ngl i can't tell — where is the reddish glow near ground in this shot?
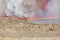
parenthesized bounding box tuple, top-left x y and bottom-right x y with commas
(22, 0, 60, 20)
(2, 16, 59, 20)
(1, 0, 59, 20)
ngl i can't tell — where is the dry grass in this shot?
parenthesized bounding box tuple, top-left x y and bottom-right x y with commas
(0, 16, 60, 40)
(0, 16, 60, 32)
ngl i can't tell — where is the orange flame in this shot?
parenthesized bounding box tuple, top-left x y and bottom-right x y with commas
(23, 16, 60, 20)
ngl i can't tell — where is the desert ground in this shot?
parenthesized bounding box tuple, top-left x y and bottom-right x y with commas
(0, 17, 60, 40)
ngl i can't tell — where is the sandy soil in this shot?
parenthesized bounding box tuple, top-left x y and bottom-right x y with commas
(0, 16, 60, 40)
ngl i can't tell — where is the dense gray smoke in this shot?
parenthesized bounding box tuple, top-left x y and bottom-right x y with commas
(0, 0, 60, 19)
